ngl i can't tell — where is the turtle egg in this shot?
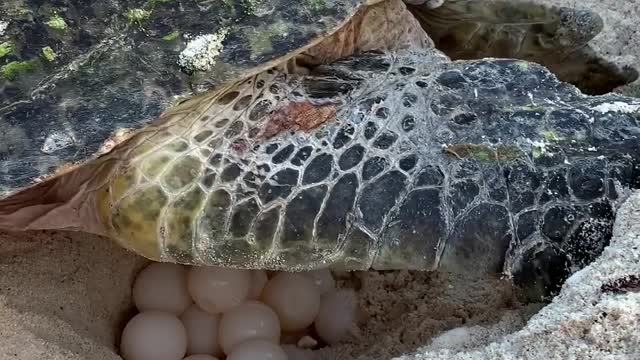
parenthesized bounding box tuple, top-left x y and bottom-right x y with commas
(120, 311, 187, 360)
(226, 339, 287, 360)
(179, 304, 222, 357)
(188, 266, 251, 314)
(248, 270, 268, 300)
(261, 272, 321, 332)
(132, 262, 192, 314)
(219, 300, 281, 354)
(183, 356, 219, 360)
(302, 268, 335, 294)
(314, 289, 359, 345)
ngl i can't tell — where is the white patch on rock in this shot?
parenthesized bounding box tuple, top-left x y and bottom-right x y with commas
(528, 139, 550, 156)
(527, 92, 536, 106)
(592, 101, 640, 114)
(0, 20, 8, 36)
(41, 132, 75, 154)
(177, 29, 229, 73)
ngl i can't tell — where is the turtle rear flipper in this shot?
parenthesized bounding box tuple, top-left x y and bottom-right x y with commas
(408, 0, 638, 94)
(0, 158, 112, 234)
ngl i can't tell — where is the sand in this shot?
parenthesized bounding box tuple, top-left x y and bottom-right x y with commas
(5, 193, 638, 360)
(0, 224, 532, 360)
(1, 1, 640, 359)
(1, 190, 638, 360)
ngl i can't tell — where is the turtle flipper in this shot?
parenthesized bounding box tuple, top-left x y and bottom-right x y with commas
(0, 158, 114, 235)
(508, 235, 571, 302)
(408, 0, 638, 94)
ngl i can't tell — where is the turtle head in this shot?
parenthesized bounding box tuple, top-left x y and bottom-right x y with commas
(406, 0, 637, 94)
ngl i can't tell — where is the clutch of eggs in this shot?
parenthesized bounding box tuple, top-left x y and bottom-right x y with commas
(120, 262, 360, 360)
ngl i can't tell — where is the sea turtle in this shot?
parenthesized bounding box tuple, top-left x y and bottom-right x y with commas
(0, 0, 639, 300)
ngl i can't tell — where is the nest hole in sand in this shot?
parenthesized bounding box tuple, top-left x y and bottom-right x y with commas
(0, 229, 549, 360)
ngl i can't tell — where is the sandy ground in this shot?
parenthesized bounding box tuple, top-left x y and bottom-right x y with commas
(0, 193, 637, 360)
(3, 193, 637, 360)
(1, 1, 639, 360)
(0, 227, 532, 360)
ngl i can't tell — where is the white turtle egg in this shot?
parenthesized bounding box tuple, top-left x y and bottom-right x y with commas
(132, 262, 192, 314)
(187, 266, 251, 314)
(183, 355, 219, 360)
(219, 300, 280, 354)
(120, 311, 187, 360)
(248, 270, 268, 300)
(301, 268, 335, 294)
(261, 272, 321, 332)
(226, 339, 287, 360)
(314, 289, 359, 345)
(179, 304, 222, 357)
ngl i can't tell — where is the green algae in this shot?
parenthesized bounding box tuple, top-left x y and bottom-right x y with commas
(247, 20, 288, 58)
(307, 0, 326, 10)
(241, 0, 263, 15)
(541, 130, 562, 141)
(45, 14, 67, 30)
(470, 146, 494, 161)
(1, 60, 35, 79)
(532, 145, 543, 159)
(125, 8, 152, 24)
(444, 143, 524, 162)
(42, 47, 57, 61)
(496, 145, 525, 161)
(162, 30, 180, 41)
(0, 42, 15, 59)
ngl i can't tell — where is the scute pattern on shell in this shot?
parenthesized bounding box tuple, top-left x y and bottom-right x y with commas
(100, 48, 640, 288)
